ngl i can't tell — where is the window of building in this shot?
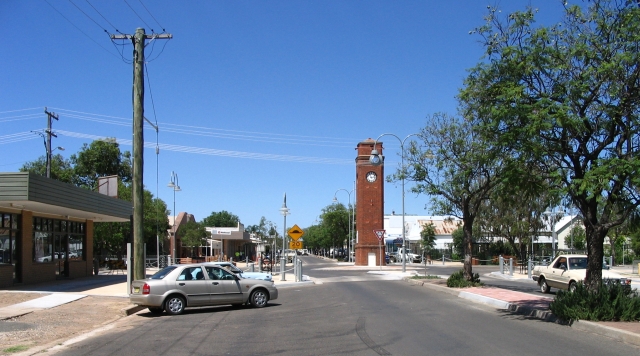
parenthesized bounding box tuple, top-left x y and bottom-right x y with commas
(0, 213, 20, 265)
(33, 217, 85, 263)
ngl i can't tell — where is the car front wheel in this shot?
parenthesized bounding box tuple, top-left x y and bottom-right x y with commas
(165, 295, 186, 315)
(539, 277, 550, 294)
(249, 289, 269, 308)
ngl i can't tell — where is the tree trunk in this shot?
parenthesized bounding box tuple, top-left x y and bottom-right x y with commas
(463, 219, 474, 280)
(584, 222, 607, 291)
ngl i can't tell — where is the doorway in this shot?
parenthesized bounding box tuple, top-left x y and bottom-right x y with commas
(54, 233, 69, 278)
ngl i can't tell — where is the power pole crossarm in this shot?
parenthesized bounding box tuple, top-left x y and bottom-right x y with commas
(110, 34, 173, 40)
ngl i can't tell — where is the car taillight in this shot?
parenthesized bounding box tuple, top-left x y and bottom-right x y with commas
(142, 283, 150, 294)
(624, 279, 631, 285)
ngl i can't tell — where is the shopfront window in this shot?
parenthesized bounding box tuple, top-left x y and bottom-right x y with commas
(33, 217, 85, 263)
(0, 213, 20, 265)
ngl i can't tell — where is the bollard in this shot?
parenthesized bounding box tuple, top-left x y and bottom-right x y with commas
(248, 262, 255, 272)
(509, 258, 513, 276)
(499, 255, 504, 274)
(293, 258, 298, 282)
(528, 258, 532, 279)
(298, 259, 303, 281)
(442, 255, 445, 265)
(280, 257, 286, 281)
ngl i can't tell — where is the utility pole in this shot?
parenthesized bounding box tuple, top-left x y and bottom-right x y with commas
(44, 107, 58, 178)
(111, 28, 172, 281)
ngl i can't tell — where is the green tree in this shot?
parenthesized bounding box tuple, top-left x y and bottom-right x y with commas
(451, 227, 464, 258)
(20, 154, 74, 183)
(403, 112, 504, 281)
(302, 224, 330, 251)
(566, 225, 587, 251)
(477, 179, 556, 261)
(71, 139, 132, 190)
(93, 181, 170, 257)
(460, 1, 640, 289)
(420, 223, 437, 257)
(320, 203, 350, 255)
(201, 211, 240, 227)
(178, 220, 208, 258)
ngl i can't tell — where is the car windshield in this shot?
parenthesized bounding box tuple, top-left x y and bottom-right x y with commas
(150, 266, 177, 279)
(568, 257, 588, 269)
(224, 264, 242, 273)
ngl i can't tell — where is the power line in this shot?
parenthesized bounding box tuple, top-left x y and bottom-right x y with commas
(44, 107, 360, 147)
(85, 0, 122, 34)
(3, 107, 397, 149)
(68, 0, 108, 33)
(0, 108, 42, 114)
(54, 129, 352, 165)
(123, 0, 153, 32)
(44, 0, 121, 60)
(138, 0, 166, 32)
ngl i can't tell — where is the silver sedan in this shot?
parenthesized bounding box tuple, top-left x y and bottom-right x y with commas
(129, 263, 278, 315)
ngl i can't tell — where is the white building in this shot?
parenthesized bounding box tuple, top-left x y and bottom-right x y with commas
(383, 214, 462, 250)
(382, 213, 581, 254)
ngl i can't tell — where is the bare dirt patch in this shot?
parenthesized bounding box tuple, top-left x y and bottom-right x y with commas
(0, 294, 132, 355)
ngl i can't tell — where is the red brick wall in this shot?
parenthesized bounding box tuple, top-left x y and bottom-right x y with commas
(355, 139, 386, 266)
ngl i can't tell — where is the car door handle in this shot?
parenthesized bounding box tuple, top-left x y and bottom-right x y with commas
(179, 283, 185, 286)
(212, 282, 219, 285)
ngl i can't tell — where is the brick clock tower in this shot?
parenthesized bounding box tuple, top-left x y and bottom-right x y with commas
(354, 138, 385, 266)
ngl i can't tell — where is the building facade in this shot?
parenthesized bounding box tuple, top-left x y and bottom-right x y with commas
(0, 172, 132, 288)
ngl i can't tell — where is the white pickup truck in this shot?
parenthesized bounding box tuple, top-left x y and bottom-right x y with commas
(390, 248, 421, 263)
(283, 249, 298, 263)
(532, 254, 631, 293)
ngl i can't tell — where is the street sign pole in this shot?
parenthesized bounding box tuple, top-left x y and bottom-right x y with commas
(373, 229, 385, 270)
(379, 239, 381, 271)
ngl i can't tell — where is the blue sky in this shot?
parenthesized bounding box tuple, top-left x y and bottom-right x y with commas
(1, 0, 566, 230)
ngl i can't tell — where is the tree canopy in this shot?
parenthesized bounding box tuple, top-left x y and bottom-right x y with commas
(20, 154, 74, 183)
(201, 211, 240, 228)
(460, 0, 640, 289)
(403, 112, 505, 280)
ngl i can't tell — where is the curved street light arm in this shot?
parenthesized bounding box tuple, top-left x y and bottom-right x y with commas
(369, 132, 419, 272)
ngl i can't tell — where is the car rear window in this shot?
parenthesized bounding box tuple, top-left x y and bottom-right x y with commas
(151, 266, 177, 279)
(568, 258, 587, 269)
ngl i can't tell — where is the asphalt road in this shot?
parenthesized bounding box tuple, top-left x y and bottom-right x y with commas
(55, 258, 638, 355)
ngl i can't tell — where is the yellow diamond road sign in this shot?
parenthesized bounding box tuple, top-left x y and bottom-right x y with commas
(288, 224, 304, 241)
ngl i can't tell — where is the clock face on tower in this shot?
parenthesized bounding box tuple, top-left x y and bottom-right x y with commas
(366, 171, 377, 183)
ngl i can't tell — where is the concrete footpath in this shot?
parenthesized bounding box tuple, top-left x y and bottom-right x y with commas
(1, 262, 639, 348)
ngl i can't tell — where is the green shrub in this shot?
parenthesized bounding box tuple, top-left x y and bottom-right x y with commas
(446, 269, 483, 288)
(550, 282, 640, 322)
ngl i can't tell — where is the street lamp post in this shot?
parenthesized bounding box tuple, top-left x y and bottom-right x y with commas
(279, 193, 290, 281)
(45, 144, 65, 179)
(167, 171, 181, 263)
(543, 208, 563, 258)
(369, 133, 418, 273)
(333, 187, 354, 262)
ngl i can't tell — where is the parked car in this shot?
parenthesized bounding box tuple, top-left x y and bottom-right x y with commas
(532, 254, 631, 293)
(283, 249, 297, 263)
(394, 248, 421, 263)
(202, 261, 272, 281)
(129, 263, 278, 315)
